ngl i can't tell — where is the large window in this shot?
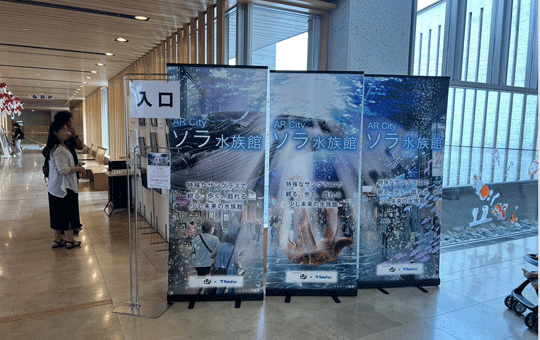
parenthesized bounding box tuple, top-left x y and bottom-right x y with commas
(227, 4, 320, 70)
(415, 0, 538, 247)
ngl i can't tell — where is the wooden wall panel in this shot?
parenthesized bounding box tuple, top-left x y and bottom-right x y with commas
(207, 5, 215, 65)
(107, 72, 126, 159)
(183, 23, 190, 62)
(69, 100, 84, 144)
(83, 88, 102, 150)
(190, 18, 197, 63)
(167, 36, 172, 66)
(198, 12, 206, 64)
(177, 27, 184, 63)
(216, 0, 225, 65)
(319, 12, 329, 71)
(172, 32, 178, 63)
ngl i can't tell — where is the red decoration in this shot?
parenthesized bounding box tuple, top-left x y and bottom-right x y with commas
(0, 83, 23, 116)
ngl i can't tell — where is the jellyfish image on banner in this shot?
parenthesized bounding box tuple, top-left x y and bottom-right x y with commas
(267, 71, 363, 294)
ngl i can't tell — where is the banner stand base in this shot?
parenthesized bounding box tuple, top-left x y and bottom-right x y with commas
(112, 299, 171, 319)
(169, 293, 264, 310)
(357, 278, 440, 291)
(265, 288, 357, 299)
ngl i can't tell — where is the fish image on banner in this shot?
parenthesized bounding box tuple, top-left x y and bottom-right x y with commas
(266, 71, 363, 296)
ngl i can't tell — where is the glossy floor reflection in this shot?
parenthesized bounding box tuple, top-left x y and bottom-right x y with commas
(0, 152, 538, 340)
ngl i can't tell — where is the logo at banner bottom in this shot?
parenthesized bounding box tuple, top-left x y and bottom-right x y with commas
(188, 275, 244, 288)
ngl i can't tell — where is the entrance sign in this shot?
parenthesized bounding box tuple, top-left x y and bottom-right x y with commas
(129, 80, 180, 118)
(359, 75, 449, 288)
(266, 71, 364, 296)
(166, 64, 267, 302)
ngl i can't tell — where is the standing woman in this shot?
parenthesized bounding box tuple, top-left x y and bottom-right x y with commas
(45, 120, 85, 249)
(50, 111, 84, 234)
(12, 122, 24, 155)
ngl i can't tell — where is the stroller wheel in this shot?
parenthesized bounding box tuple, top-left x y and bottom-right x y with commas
(524, 312, 536, 329)
(512, 300, 527, 314)
(504, 295, 514, 309)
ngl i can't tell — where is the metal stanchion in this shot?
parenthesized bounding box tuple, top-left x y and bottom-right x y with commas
(113, 74, 171, 319)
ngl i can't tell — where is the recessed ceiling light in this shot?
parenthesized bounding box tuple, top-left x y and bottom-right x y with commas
(82, 81, 87, 84)
(115, 37, 128, 42)
(105, 52, 114, 56)
(96, 63, 105, 66)
(134, 16, 149, 21)
(90, 71, 98, 74)
(86, 77, 92, 79)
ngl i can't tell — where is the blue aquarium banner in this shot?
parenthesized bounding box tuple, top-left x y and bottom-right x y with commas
(358, 75, 449, 288)
(267, 71, 364, 296)
(166, 64, 267, 301)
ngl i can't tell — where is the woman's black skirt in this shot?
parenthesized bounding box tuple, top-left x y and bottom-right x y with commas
(48, 189, 80, 231)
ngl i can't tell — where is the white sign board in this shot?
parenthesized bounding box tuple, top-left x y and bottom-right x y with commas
(129, 80, 180, 118)
(147, 153, 171, 189)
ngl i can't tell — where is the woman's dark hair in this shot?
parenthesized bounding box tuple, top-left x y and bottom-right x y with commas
(53, 111, 72, 125)
(13, 122, 20, 127)
(42, 120, 66, 159)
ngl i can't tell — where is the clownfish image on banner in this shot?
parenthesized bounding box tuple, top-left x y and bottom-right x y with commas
(509, 211, 518, 224)
(491, 203, 508, 221)
(528, 160, 538, 176)
(473, 174, 491, 201)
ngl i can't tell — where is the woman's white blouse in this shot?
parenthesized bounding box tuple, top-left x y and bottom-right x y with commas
(48, 145, 78, 197)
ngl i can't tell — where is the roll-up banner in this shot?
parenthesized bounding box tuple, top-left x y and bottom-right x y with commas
(267, 71, 364, 296)
(166, 64, 267, 302)
(358, 75, 449, 288)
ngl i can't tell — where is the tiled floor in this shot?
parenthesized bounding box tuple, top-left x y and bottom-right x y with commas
(0, 151, 538, 340)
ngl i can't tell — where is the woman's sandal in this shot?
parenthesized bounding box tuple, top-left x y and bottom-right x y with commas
(52, 239, 66, 248)
(65, 241, 81, 249)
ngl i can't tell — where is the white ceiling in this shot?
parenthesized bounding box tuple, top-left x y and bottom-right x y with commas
(0, 0, 215, 111)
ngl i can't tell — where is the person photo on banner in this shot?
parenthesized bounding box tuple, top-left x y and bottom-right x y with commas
(186, 220, 198, 246)
(45, 120, 85, 249)
(211, 233, 245, 295)
(191, 221, 220, 294)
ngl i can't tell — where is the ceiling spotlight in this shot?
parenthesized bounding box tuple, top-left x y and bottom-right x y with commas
(90, 70, 98, 74)
(82, 81, 87, 84)
(134, 16, 149, 21)
(86, 77, 92, 79)
(105, 52, 114, 56)
(96, 63, 105, 66)
(115, 37, 128, 42)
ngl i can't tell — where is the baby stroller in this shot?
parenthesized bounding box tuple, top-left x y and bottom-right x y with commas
(504, 254, 538, 332)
